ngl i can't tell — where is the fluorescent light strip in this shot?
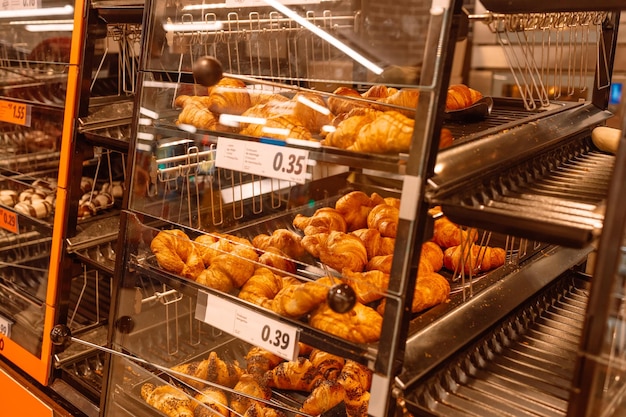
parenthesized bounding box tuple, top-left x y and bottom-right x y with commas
(219, 114, 266, 127)
(262, 0, 383, 75)
(163, 21, 224, 32)
(137, 132, 155, 141)
(139, 107, 159, 119)
(0, 5, 73, 19)
(25, 23, 73, 32)
(10, 19, 73, 25)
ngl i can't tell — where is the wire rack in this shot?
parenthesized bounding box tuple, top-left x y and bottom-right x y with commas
(474, 11, 611, 110)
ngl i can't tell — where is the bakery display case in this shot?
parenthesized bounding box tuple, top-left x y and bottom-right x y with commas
(0, 0, 79, 384)
(0, 0, 141, 413)
(46, 0, 625, 416)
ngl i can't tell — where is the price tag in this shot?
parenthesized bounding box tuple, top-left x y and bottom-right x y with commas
(215, 137, 309, 184)
(0, 100, 31, 127)
(0, 0, 41, 10)
(0, 315, 12, 338)
(196, 291, 300, 361)
(0, 207, 18, 234)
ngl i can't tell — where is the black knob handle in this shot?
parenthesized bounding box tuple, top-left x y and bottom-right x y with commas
(327, 283, 357, 314)
(50, 324, 72, 349)
(193, 56, 224, 87)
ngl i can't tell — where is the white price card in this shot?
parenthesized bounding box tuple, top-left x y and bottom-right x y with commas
(0, 314, 12, 338)
(215, 137, 309, 184)
(0, 0, 41, 11)
(196, 290, 300, 361)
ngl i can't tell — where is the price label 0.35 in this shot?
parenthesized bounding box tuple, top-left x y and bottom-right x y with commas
(196, 291, 300, 361)
(215, 137, 309, 184)
(0, 99, 31, 127)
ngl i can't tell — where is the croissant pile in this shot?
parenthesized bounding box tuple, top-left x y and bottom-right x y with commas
(175, 78, 486, 154)
(142, 343, 372, 417)
(149, 193, 505, 345)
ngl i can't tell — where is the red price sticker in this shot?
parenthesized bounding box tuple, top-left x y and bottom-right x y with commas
(0, 207, 18, 234)
(0, 100, 31, 127)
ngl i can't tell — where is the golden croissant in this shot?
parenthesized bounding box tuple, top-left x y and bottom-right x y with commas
(244, 403, 287, 417)
(258, 247, 297, 275)
(298, 379, 346, 417)
(205, 351, 244, 388)
(309, 348, 345, 381)
(362, 84, 397, 99)
(338, 360, 372, 417)
(327, 86, 368, 116)
(349, 111, 415, 154)
(210, 244, 259, 288)
(377, 271, 450, 314)
(252, 229, 306, 260)
(245, 346, 284, 377)
(151, 230, 204, 280)
(241, 114, 313, 141)
(318, 231, 368, 273)
(373, 89, 420, 117)
(230, 373, 272, 416)
(338, 361, 372, 417)
(367, 203, 399, 238)
(341, 269, 389, 304)
(335, 190, 381, 231)
(309, 301, 382, 344)
(351, 228, 395, 259)
(443, 244, 506, 274)
(271, 277, 332, 318)
(140, 383, 194, 417)
(323, 110, 380, 150)
(293, 207, 347, 236)
(207, 80, 252, 115)
(432, 216, 479, 248)
(238, 267, 285, 310)
(264, 357, 324, 392)
(446, 84, 483, 111)
(292, 92, 334, 134)
(193, 387, 229, 417)
(170, 359, 210, 390)
(421, 241, 444, 272)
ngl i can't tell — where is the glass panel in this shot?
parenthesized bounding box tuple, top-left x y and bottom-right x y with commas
(585, 242, 626, 416)
(0, 224, 51, 357)
(0, 0, 72, 358)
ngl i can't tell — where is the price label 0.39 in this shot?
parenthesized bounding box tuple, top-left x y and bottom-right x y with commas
(196, 291, 300, 361)
(215, 137, 309, 184)
(0, 99, 31, 127)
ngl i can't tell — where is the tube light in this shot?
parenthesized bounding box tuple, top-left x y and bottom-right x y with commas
(163, 21, 224, 32)
(25, 23, 73, 32)
(261, 0, 384, 75)
(0, 4, 73, 19)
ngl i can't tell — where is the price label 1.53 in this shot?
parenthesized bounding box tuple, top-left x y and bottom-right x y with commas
(0, 207, 18, 234)
(215, 137, 309, 184)
(0, 99, 31, 127)
(196, 291, 300, 361)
